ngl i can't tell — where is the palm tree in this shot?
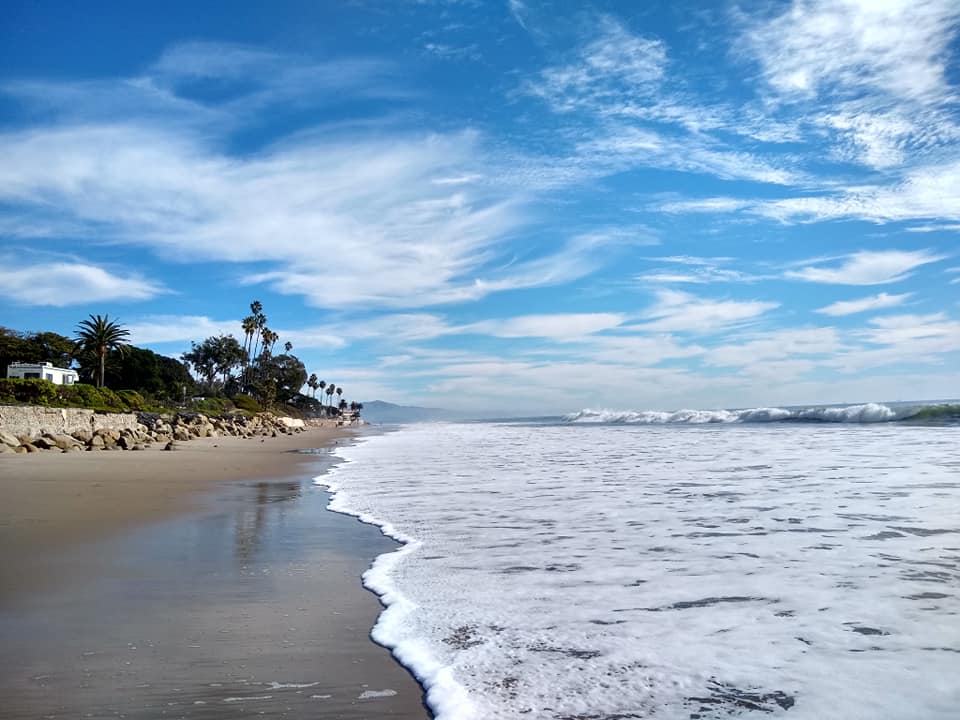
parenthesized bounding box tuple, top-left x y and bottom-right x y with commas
(308, 373, 318, 398)
(318, 380, 326, 399)
(336, 387, 343, 404)
(241, 315, 257, 358)
(74, 314, 130, 388)
(284, 341, 293, 353)
(325, 384, 335, 407)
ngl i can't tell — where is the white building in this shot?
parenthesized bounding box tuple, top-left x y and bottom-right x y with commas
(6, 361, 80, 385)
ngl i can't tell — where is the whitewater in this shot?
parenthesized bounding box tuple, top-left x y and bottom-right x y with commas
(316, 413, 960, 719)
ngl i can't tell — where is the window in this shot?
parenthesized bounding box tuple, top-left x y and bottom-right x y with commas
(45, 374, 54, 381)
(24, 372, 41, 379)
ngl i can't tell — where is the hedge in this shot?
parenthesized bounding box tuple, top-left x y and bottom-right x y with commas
(0, 378, 141, 412)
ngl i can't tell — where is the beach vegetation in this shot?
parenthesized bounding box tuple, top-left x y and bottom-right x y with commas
(232, 393, 261, 413)
(73, 314, 130, 389)
(2, 300, 361, 420)
(0, 378, 145, 412)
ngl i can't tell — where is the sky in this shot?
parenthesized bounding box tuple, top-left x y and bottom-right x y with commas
(1, 0, 958, 414)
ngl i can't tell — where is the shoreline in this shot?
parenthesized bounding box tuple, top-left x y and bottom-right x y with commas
(0, 427, 431, 719)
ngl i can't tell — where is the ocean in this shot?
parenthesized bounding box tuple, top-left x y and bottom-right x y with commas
(316, 403, 960, 720)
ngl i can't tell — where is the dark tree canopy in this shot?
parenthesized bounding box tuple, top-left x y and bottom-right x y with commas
(103, 345, 194, 400)
(0, 327, 75, 376)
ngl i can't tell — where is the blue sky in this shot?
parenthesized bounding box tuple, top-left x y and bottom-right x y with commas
(1, 0, 958, 413)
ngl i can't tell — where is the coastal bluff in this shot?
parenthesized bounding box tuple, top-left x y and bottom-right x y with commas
(0, 405, 322, 455)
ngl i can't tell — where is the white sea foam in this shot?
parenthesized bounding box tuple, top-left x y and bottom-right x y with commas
(565, 402, 905, 424)
(316, 422, 960, 719)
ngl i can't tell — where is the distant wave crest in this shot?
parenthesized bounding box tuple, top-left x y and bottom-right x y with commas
(565, 403, 960, 425)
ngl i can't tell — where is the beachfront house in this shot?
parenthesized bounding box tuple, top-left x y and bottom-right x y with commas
(6, 361, 79, 385)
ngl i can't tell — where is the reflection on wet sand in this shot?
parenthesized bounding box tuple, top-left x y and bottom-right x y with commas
(0, 466, 430, 720)
(234, 481, 301, 562)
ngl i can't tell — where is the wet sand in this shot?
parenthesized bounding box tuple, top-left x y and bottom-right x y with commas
(0, 430, 430, 719)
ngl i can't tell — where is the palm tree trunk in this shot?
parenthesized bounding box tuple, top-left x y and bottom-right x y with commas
(99, 348, 106, 388)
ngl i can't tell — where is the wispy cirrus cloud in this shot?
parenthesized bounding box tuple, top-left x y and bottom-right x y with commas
(785, 250, 944, 285)
(815, 292, 912, 316)
(630, 289, 778, 334)
(463, 313, 626, 341)
(524, 15, 666, 113)
(637, 256, 765, 285)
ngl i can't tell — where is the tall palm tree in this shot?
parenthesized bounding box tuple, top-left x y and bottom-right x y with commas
(284, 341, 293, 353)
(73, 314, 130, 388)
(241, 315, 257, 357)
(318, 380, 326, 399)
(336, 387, 343, 404)
(308, 373, 318, 398)
(326, 384, 335, 406)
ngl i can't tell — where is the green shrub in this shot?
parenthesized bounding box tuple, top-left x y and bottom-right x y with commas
(231, 394, 261, 413)
(193, 396, 231, 415)
(0, 378, 59, 405)
(117, 389, 147, 411)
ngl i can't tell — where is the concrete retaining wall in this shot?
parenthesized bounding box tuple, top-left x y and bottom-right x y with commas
(0, 406, 138, 439)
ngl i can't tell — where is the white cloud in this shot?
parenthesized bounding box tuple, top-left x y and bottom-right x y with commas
(704, 327, 841, 368)
(126, 315, 242, 344)
(525, 16, 666, 113)
(786, 250, 944, 285)
(631, 289, 778, 334)
(742, 0, 960, 102)
(0, 262, 165, 307)
(127, 314, 348, 350)
(861, 312, 960, 344)
(815, 292, 912, 316)
(577, 127, 802, 186)
(464, 313, 626, 341)
(0, 123, 632, 309)
(638, 255, 763, 284)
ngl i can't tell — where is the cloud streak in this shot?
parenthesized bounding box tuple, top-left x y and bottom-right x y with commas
(786, 250, 944, 285)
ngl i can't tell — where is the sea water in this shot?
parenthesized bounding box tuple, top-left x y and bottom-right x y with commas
(316, 409, 960, 719)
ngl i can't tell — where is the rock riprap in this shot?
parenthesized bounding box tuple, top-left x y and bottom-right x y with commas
(0, 411, 305, 454)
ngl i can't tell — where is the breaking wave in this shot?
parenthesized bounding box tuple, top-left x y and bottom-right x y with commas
(565, 403, 960, 425)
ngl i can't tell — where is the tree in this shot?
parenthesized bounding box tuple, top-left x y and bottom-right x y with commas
(336, 387, 343, 405)
(262, 354, 308, 404)
(307, 373, 318, 398)
(284, 341, 293, 353)
(104, 345, 194, 400)
(325, 384, 336, 407)
(1, 327, 76, 376)
(183, 335, 245, 391)
(318, 379, 326, 400)
(73, 314, 130, 388)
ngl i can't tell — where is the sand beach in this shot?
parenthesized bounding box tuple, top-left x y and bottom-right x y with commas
(0, 428, 430, 719)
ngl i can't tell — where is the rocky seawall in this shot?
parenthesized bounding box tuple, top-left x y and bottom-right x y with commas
(0, 406, 313, 455)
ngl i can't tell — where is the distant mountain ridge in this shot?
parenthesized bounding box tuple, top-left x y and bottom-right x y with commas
(360, 400, 464, 424)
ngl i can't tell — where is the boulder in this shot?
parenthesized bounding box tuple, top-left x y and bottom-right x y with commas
(47, 433, 81, 451)
(13, 446, 27, 454)
(0, 429, 21, 448)
(90, 435, 105, 449)
(0, 443, 12, 453)
(117, 435, 135, 450)
(173, 427, 191, 442)
(163, 441, 176, 451)
(22, 443, 38, 453)
(71, 429, 93, 444)
(31, 436, 56, 450)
